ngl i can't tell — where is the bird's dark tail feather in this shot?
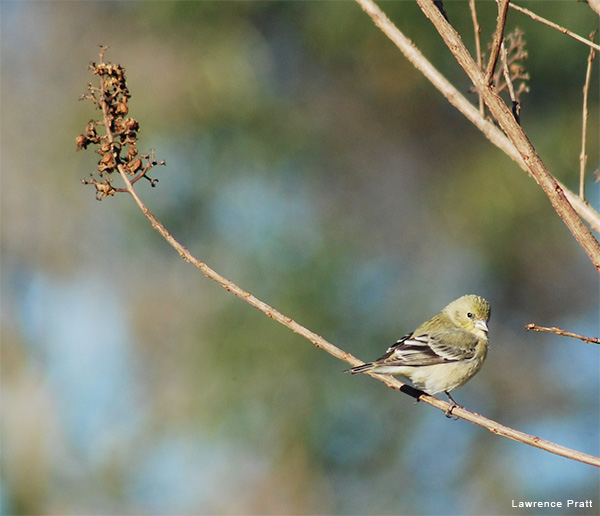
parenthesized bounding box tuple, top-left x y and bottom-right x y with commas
(346, 363, 373, 374)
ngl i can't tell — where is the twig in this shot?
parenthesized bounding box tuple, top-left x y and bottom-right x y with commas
(417, 0, 600, 271)
(78, 48, 600, 469)
(500, 40, 520, 122)
(580, 33, 597, 200)
(355, 0, 600, 267)
(510, 3, 600, 53)
(116, 167, 600, 467)
(525, 324, 600, 345)
(485, 0, 510, 86)
(352, 0, 600, 233)
(469, 0, 485, 116)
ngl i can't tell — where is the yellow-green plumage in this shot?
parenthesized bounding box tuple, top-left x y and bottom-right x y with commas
(349, 295, 491, 400)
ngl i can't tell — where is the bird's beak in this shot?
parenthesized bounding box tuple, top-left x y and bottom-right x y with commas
(475, 320, 489, 333)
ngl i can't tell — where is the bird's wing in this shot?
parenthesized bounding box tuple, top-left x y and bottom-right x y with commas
(377, 329, 479, 367)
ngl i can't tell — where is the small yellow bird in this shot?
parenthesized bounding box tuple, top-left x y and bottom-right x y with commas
(348, 295, 490, 410)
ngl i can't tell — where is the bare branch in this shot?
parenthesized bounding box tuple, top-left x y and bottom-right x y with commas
(352, 1, 600, 235)
(469, 0, 485, 116)
(418, 0, 600, 269)
(358, 0, 600, 271)
(580, 34, 597, 200)
(500, 41, 520, 121)
(485, 0, 510, 86)
(510, 3, 600, 52)
(525, 324, 600, 345)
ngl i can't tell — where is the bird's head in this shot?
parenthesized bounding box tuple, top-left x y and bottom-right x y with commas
(444, 294, 491, 336)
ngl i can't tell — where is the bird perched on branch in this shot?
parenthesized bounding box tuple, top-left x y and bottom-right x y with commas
(348, 295, 491, 413)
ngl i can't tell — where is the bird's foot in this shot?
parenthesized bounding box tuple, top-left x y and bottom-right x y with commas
(444, 403, 459, 419)
(444, 392, 464, 419)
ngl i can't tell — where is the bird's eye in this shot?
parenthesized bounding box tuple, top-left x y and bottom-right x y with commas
(467, 312, 474, 319)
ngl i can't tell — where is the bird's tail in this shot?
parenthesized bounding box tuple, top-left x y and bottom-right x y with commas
(346, 363, 373, 374)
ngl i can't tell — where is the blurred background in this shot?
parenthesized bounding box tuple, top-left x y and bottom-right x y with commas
(1, 1, 598, 514)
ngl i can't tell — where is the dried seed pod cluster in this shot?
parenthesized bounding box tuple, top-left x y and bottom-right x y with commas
(77, 46, 164, 200)
(492, 28, 530, 101)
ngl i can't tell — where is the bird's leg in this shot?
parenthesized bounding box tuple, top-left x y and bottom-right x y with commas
(444, 391, 463, 418)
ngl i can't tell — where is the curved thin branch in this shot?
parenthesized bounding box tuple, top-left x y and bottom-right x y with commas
(525, 323, 600, 344)
(510, 3, 600, 52)
(468, 0, 485, 115)
(580, 37, 596, 199)
(116, 162, 600, 468)
(485, 0, 510, 85)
